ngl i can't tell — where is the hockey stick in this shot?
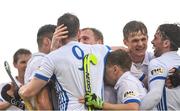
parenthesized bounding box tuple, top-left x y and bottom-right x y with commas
(83, 54, 97, 111)
(4, 61, 33, 110)
(4, 61, 18, 89)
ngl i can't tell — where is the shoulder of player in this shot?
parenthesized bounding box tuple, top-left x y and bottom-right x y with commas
(146, 51, 155, 60)
(116, 72, 139, 88)
(149, 55, 166, 66)
(27, 52, 45, 63)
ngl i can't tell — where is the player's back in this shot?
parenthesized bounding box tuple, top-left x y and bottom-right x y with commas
(47, 41, 110, 110)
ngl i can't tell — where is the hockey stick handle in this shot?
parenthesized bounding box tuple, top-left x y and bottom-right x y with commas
(4, 61, 33, 110)
(83, 54, 97, 111)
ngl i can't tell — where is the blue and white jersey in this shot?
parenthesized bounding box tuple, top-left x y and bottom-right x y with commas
(130, 52, 154, 82)
(24, 52, 47, 108)
(24, 52, 46, 84)
(114, 71, 147, 104)
(104, 85, 117, 103)
(33, 41, 110, 110)
(141, 51, 180, 110)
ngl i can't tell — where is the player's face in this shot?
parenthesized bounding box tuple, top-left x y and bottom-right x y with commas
(104, 65, 117, 86)
(14, 54, 31, 74)
(124, 31, 148, 58)
(79, 29, 97, 44)
(151, 30, 165, 57)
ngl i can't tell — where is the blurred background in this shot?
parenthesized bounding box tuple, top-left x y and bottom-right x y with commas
(0, 0, 179, 83)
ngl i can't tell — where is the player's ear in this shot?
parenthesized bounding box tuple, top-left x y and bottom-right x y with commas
(13, 62, 17, 68)
(163, 39, 171, 48)
(43, 37, 51, 46)
(113, 65, 120, 75)
(77, 29, 81, 41)
(123, 39, 128, 46)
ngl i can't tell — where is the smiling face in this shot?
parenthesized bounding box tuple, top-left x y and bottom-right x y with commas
(151, 29, 169, 57)
(124, 31, 148, 59)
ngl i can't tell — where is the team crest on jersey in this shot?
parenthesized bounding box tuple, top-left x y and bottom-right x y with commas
(151, 68, 164, 75)
(123, 91, 136, 98)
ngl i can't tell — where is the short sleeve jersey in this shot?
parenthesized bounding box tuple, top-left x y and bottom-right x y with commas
(114, 71, 147, 104)
(33, 41, 110, 110)
(148, 51, 180, 110)
(24, 52, 46, 84)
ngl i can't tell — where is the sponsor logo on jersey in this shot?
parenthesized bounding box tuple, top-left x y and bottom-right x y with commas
(124, 91, 136, 98)
(37, 66, 42, 71)
(151, 68, 164, 75)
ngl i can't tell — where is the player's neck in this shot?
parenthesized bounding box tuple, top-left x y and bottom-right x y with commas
(62, 37, 77, 45)
(16, 75, 24, 85)
(130, 54, 145, 64)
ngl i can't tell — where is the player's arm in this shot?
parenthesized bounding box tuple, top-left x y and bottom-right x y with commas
(51, 24, 68, 51)
(0, 101, 11, 110)
(19, 77, 48, 99)
(110, 46, 128, 51)
(84, 93, 139, 110)
(103, 102, 139, 110)
(19, 55, 54, 99)
(140, 79, 164, 109)
(140, 60, 167, 110)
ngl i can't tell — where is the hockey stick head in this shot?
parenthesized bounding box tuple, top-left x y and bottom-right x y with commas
(3, 61, 33, 110)
(4, 61, 19, 89)
(4, 61, 11, 75)
(88, 54, 97, 65)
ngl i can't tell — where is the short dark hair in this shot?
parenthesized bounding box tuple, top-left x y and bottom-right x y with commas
(158, 23, 180, 51)
(82, 28, 104, 43)
(106, 49, 132, 72)
(37, 24, 56, 48)
(13, 48, 31, 64)
(123, 20, 148, 40)
(57, 13, 80, 38)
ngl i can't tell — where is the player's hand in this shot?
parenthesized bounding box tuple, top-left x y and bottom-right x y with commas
(51, 24, 68, 51)
(78, 96, 85, 104)
(13, 88, 22, 101)
(85, 92, 104, 109)
(166, 67, 180, 88)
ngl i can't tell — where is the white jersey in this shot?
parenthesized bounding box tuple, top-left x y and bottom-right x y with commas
(140, 51, 180, 110)
(0, 78, 22, 110)
(104, 85, 117, 103)
(104, 52, 153, 104)
(24, 52, 46, 84)
(130, 52, 154, 81)
(114, 71, 147, 104)
(33, 41, 110, 110)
